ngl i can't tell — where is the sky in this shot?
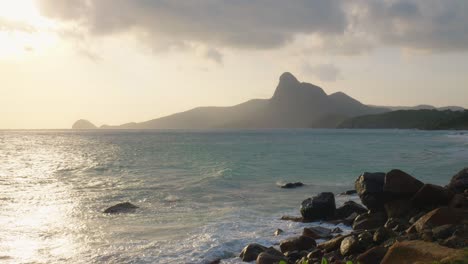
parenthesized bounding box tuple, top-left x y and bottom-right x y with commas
(1, 0, 468, 129)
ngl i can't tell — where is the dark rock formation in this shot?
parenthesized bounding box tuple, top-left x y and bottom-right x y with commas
(357, 246, 388, 264)
(280, 182, 304, 189)
(239, 243, 267, 262)
(355, 172, 386, 211)
(335, 200, 367, 219)
(448, 168, 468, 194)
(353, 211, 387, 230)
(256, 248, 287, 264)
(412, 184, 454, 208)
(279, 236, 316, 253)
(383, 169, 423, 200)
(103, 202, 138, 214)
(72, 119, 97, 129)
(407, 207, 463, 234)
(300, 192, 336, 221)
(302, 226, 333, 239)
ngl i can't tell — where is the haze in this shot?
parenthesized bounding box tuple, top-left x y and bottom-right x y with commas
(1, 0, 468, 129)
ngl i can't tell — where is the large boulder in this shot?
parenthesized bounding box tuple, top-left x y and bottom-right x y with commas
(340, 236, 362, 256)
(103, 202, 139, 214)
(300, 192, 336, 221)
(356, 246, 388, 264)
(279, 236, 316, 253)
(256, 248, 287, 264)
(335, 200, 367, 219)
(353, 211, 387, 230)
(318, 234, 351, 252)
(355, 172, 386, 211)
(447, 168, 468, 194)
(407, 207, 463, 234)
(383, 169, 424, 200)
(411, 184, 454, 208)
(384, 199, 412, 218)
(381, 240, 466, 264)
(239, 243, 267, 262)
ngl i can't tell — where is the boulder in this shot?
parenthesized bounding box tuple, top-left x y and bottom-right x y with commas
(103, 202, 138, 214)
(432, 224, 456, 240)
(318, 234, 351, 252)
(302, 226, 332, 239)
(340, 236, 364, 256)
(280, 182, 304, 189)
(384, 218, 409, 232)
(353, 211, 387, 230)
(381, 240, 466, 264)
(412, 184, 454, 208)
(300, 192, 336, 221)
(280, 215, 303, 222)
(239, 243, 268, 262)
(341, 190, 357, 195)
(355, 172, 386, 211)
(274, 229, 284, 236)
(384, 199, 412, 218)
(373, 227, 395, 244)
(447, 168, 468, 194)
(356, 246, 388, 264)
(256, 249, 287, 264)
(279, 236, 316, 253)
(383, 169, 424, 200)
(449, 194, 467, 209)
(335, 200, 367, 219)
(408, 207, 463, 233)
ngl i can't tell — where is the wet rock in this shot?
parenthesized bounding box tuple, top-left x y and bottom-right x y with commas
(239, 243, 268, 262)
(279, 236, 316, 253)
(432, 224, 456, 240)
(449, 194, 467, 209)
(307, 249, 323, 260)
(342, 212, 359, 226)
(256, 250, 287, 264)
(300, 192, 336, 222)
(103, 202, 138, 214)
(318, 234, 351, 252)
(352, 211, 387, 230)
(331, 227, 343, 234)
(408, 211, 426, 225)
(357, 231, 374, 249)
(384, 218, 409, 232)
(384, 199, 411, 218)
(274, 229, 284, 236)
(447, 167, 468, 194)
(408, 207, 463, 233)
(356, 246, 388, 264)
(341, 190, 357, 195)
(381, 240, 466, 264)
(280, 215, 303, 222)
(441, 234, 468, 249)
(412, 184, 454, 208)
(335, 200, 367, 219)
(280, 182, 304, 189)
(383, 169, 424, 200)
(284, 250, 303, 262)
(208, 259, 221, 264)
(302, 226, 332, 239)
(355, 172, 386, 211)
(340, 236, 364, 256)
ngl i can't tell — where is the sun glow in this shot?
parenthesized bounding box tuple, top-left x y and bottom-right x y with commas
(0, 0, 58, 59)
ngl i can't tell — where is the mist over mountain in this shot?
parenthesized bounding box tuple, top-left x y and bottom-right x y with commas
(93, 72, 387, 129)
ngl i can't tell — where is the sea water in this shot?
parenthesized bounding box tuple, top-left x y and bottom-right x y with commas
(0, 129, 467, 263)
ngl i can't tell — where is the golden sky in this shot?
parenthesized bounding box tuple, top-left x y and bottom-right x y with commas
(1, 0, 468, 129)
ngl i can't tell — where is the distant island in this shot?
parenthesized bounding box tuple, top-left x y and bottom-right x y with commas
(72, 72, 466, 130)
(338, 109, 468, 130)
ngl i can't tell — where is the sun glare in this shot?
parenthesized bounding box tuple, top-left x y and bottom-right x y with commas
(0, 0, 58, 59)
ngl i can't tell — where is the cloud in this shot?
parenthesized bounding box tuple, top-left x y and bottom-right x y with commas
(302, 63, 341, 82)
(0, 17, 35, 32)
(202, 48, 223, 65)
(37, 0, 468, 55)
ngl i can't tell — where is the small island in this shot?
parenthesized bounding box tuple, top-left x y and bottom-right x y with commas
(72, 119, 97, 129)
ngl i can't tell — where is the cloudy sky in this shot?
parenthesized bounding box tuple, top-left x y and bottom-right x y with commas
(1, 0, 467, 128)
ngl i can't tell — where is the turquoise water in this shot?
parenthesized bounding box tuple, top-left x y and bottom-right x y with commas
(0, 129, 467, 263)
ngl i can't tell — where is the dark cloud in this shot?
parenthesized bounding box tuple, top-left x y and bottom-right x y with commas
(37, 0, 468, 54)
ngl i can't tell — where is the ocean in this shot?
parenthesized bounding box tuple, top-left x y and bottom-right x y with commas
(0, 129, 467, 263)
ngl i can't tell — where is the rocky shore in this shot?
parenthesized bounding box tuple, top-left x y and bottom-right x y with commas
(238, 168, 468, 264)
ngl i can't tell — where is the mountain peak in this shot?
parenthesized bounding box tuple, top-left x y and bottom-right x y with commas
(279, 72, 299, 84)
(72, 119, 97, 129)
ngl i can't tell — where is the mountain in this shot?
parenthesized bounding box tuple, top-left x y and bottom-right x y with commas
(89, 72, 388, 129)
(338, 109, 468, 130)
(72, 119, 97, 129)
(370, 104, 466, 112)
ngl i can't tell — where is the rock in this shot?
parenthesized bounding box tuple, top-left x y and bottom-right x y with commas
(302, 226, 332, 239)
(279, 236, 316, 253)
(383, 169, 424, 200)
(300, 192, 336, 222)
(283, 251, 303, 262)
(280, 215, 303, 222)
(432, 224, 456, 240)
(355, 172, 386, 211)
(103, 202, 138, 214)
(331, 227, 343, 233)
(441, 234, 468, 249)
(447, 168, 468, 194)
(318, 234, 351, 252)
(381, 240, 466, 264)
(341, 190, 357, 195)
(384, 199, 411, 218)
(342, 212, 359, 226)
(335, 200, 367, 219)
(384, 218, 409, 232)
(208, 259, 221, 264)
(280, 182, 304, 189)
(274, 229, 284, 236)
(449, 194, 467, 209)
(256, 251, 287, 264)
(357, 231, 374, 249)
(340, 236, 364, 256)
(373, 227, 395, 244)
(307, 249, 323, 260)
(356, 246, 388, 264)
(412, 184, 454, 208)
(239, 243, 268, 262)
(352, 211, 387, 230)
(407, 207, 463, 233)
